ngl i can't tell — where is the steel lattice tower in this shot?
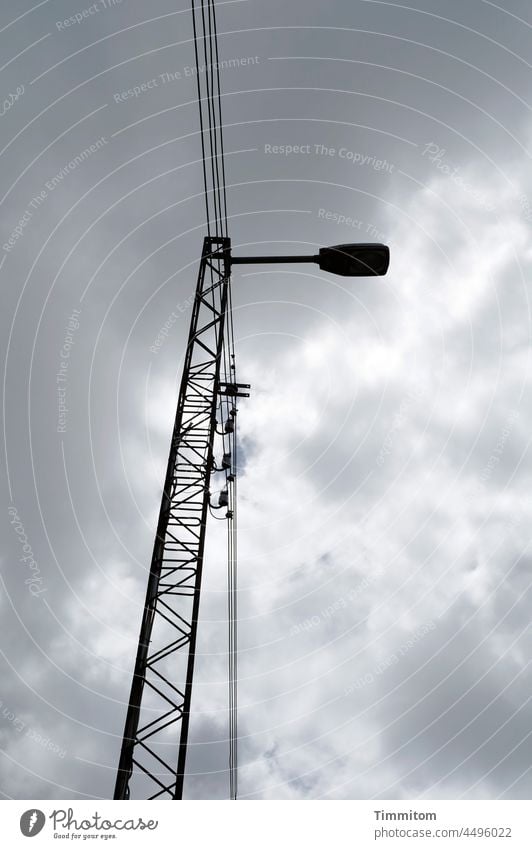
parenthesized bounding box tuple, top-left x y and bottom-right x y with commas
(115, 237, 246, 799)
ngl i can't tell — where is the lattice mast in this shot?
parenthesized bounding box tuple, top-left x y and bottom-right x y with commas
(115, 0, 244, 800)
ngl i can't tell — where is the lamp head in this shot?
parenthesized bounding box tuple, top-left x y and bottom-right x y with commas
(318, 243, 390, 276)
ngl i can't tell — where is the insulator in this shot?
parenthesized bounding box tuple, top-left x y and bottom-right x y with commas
(224, 419, 234, 434)
(218, 488, 229, 508)
(222, 452, 231, 469)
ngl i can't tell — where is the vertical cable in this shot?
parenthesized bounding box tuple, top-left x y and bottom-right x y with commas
(191, 0, 211, 235)
(191, 0, 236, 799)
(224, 280, 237, 800)
(233, 367, 238, 796)
(201, 0, 220, 234)
(211, 0, 229, 235)
(207, 0, 224, 235)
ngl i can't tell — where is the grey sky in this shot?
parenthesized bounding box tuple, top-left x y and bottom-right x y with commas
(1, 0, 532, 800)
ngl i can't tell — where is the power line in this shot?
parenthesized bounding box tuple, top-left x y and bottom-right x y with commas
(191, 0, 229, 237)
(192, 0, 237, 797)
(191, 1, 211, 235)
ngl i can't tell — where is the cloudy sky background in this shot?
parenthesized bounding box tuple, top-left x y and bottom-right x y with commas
(2, 0, 532, 799)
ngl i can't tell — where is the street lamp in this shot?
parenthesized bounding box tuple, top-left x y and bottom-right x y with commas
(230, 243, 390, 277)
(115, 236, 390, 800)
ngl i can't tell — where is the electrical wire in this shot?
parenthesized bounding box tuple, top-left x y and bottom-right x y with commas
(211, 0, 229, 235)
(191, 0, 227, 239)
(191, 1, 211, 236)
(223, 291, 238, 801)
(218, 281, 238, 800)
(191, 0, 236, 799)
(229, 399, 238, 799)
